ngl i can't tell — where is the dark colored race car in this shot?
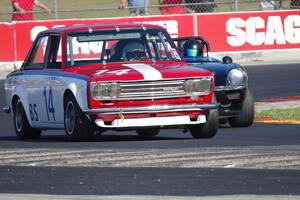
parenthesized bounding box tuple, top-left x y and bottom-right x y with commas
(173, 37, 254, 127)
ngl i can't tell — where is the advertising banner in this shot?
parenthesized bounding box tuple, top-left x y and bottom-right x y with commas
(0, 23, 15, 62)
(1, 15, 194, 62)
(1, 11, 299, 63)
(197, 10, 300, 52)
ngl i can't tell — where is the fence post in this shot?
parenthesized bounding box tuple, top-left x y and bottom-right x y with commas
(54, 0, 58, 19)
(144, 0, 148, 15)
(235, 0, 239, 11)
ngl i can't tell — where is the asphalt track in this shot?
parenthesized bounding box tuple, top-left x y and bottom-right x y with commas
(0, 63, 299, 199)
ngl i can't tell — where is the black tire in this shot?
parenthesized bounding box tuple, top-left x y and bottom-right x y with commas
(13, 99, 41, 139)
(136, 128, 160, 137)
(190, 108, 218, 139)
(64, 94, 95, 140)
(228, 89, 254, 127)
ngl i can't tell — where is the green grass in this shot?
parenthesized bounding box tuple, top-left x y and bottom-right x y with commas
(0, 0, 294, 22)
(256, 107, 300, 120)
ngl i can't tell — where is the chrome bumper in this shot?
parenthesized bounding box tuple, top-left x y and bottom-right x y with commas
(83, 103, 218, 115)
(215, 85, 246, 91)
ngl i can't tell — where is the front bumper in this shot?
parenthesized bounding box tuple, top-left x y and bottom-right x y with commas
(83, 103, 218, 128)
(83, 103, 218, 115)
(215, 86, 247, 118)
(95, 115, 207, 128)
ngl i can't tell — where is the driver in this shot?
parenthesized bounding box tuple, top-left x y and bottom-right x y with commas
(183, 39, 204, 57)
(122, 41, 147, 61)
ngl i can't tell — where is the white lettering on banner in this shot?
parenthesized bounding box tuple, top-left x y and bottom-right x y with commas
(246, 17, 265, 46)
(265, 16, 286, 45)
(226, 15, 300, 47)
(135, 20, 179, 37)
(226, 18, 246, 46)
(285, 15, 300, 44)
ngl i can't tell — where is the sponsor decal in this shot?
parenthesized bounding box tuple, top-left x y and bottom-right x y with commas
(95, 69, 131, 76)
(226, 15, 300, 47)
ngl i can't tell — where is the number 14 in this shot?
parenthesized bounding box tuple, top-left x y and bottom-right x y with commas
(43, 87, 55, 121)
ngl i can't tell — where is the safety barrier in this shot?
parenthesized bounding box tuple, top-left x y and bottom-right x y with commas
(0, 10, 299, 70)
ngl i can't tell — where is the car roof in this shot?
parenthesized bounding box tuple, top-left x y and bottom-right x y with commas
(40, 23, 165, 35)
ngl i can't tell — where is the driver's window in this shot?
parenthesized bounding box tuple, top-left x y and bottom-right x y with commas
(25, 36, 49, 69)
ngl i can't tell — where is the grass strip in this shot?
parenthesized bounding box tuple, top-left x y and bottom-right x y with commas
(255, 107, 300, 121)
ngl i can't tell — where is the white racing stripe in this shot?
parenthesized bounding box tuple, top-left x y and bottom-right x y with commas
(123, 63, 163, 80)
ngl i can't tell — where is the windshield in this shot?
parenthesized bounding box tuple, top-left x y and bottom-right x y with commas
(65, 28, 182, 67)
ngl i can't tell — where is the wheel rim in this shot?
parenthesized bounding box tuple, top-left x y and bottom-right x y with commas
(15, 100, 23, 132)
(65, 101, 76, 135)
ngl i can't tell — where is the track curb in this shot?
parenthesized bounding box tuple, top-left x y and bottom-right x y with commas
(254, 118, 300, 125)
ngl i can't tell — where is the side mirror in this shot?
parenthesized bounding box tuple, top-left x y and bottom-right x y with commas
(222, 56, 233, 64)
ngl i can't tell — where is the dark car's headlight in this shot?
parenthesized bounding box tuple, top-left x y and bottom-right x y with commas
(184, 78, 212, 96)
(226, 68, 248, 86)
(90, 82, 120, 100)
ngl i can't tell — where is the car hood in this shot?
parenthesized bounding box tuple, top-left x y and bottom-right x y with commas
(68, 61, 213, 82)
(185, 59, 237, 86)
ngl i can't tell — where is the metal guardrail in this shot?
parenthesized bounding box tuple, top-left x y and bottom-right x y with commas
(0, 0, 298, 22)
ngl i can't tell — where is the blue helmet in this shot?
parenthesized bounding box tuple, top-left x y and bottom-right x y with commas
(183, 39, 203, 57)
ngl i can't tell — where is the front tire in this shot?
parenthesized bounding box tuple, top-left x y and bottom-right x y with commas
(190, 109, 218, 139)
(13, 99, 41, 139)
(228, 89, 254, 127)
(64, 94, 94, 140)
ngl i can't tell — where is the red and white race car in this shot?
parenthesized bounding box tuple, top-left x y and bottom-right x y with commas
(3, 23, 218, 140)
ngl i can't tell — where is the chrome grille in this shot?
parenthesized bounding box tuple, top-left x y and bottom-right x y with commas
(119, 80, 187, 100)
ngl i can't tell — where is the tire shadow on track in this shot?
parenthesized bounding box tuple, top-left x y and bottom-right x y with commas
(0, 124, 236, 144)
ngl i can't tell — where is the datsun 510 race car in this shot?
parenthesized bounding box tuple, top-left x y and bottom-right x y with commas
(173, 37, 254, 127)
(3, 24, 219, 140)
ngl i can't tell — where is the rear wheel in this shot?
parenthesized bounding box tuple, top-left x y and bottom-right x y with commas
(64, 94, 95, 140)
(136, 128, 160, 137)
(190, 109, 218, 139)
(13, 99, 41, 139)
(228, 89, 254, 127)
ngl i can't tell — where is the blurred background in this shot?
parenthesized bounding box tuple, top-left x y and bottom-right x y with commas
(0, 0, 298, 22)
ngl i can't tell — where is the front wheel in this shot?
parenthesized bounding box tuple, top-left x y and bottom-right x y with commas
(13, 99, 41, 139)
(190, 109, 218, 139)
(64, 94, 95, 140)
(228, 89, 254, 127)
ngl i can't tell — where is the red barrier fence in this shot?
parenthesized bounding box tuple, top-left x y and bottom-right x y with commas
(197, 10, 300, 52)
(0, 10, 299, 63)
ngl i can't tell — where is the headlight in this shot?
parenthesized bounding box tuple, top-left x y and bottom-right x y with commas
(184, 78, 212, 96)
(227, 68, 248, 86)
(90, 82, 120, 100)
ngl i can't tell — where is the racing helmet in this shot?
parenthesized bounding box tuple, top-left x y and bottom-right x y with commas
(183, 39, 203, 57)
(122, 40, 146, 61)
